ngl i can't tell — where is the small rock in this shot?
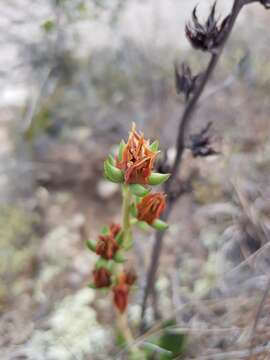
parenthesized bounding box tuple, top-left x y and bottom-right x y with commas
(96, 180, 119, 199)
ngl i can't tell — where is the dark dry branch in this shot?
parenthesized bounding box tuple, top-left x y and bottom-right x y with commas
(140, 0, 268, 328)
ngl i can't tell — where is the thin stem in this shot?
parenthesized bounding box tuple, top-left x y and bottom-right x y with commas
(117, 312, 134, 344)
(122, 184, 132, 246)
(116, 184, 134, 345)
(140, 0, 244, 327)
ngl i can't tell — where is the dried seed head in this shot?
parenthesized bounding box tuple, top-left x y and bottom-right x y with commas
(185, 2, 230, 53)
(175, 63, 202, 100)
(188, 122, 219, 157)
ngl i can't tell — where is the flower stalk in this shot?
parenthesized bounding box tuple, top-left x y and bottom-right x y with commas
(86, 123, 170, 350)
(122, 184, 132, 248)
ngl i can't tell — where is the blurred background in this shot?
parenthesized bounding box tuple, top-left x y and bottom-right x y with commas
(1, 0, 270, 359)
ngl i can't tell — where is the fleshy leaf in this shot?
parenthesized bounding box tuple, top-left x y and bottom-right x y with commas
(107, 154, 115, 165)
(86, 239, 97, 252)
(101, 225, 109, 235)
(104, 160, 124, 183)
(148, 173, 170, 186)
(115, 231, 124, 245)
(149, 140, 159, 152)
(95, 258, 109, 269)
(137, 221, 152, 232)
(88, 282, 97, 289)
(130, 203, 138, 217)
(113, 251, 126, 263)
(152, 219, 169, 231)
(129, 184, 150, 197)
(130, 218, 138, 225)
(118, 140, 125, 161)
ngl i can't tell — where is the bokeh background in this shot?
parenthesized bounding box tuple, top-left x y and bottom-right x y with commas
(1, 0, 270, 359)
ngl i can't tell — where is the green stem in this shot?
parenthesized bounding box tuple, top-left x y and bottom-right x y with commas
(122, 184, 132, 247)
(115, 185, 136, 346)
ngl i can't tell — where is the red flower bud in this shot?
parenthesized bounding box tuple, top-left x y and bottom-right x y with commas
(96, 224, 121, 260)
(116, 124, 158, 184)
(113, 282, 129, 313)
(93, 267, 111, 288)
(137, 193, 166, 225)
(112, 271, 137, 313)
(96, 235, 119, 260)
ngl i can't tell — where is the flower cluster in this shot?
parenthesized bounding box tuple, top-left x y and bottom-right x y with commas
(87, 123, 170, 313)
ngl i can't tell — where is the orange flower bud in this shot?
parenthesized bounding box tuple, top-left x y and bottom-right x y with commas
(96, 224, 121, 260)
(93, 267, 111, 288)
(96, 234, 119, 260)
(116, 124, 157, 184)
(137, 193, 166, 225)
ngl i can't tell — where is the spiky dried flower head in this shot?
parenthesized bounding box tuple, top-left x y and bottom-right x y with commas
(189, 122, 219, 157)
(175, 63, 202, 100)
(137, 192, 166, 225)
(185, 2, 230, 52)
(116, 123, 158, 184)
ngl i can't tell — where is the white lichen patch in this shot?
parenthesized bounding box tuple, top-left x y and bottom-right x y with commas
(23, 288, 112, 360)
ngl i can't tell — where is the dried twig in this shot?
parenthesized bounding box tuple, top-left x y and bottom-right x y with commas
(140, 0, 244, 326)
(140, 0, 269, 327)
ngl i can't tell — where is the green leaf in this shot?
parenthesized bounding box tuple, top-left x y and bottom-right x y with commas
(42, 19, 55, 32)
(88, 282, 96, 289)
(149, 140, 159, 152)
(152, 219, 169, 231)
(113, 250, 126, 263)
(100, 225, 109, 235)
(148, 173, 170, 186)
(95, 258, 109, 269)
(130, 203, 138, 217)
(142, 320, 187, 360)
(137, 221, 152, 232)
(115, 231, 124, 245)
(86, 239, 97, 252)
(104, 160, 124, 183)
(130, 218, 138, 225)
(129, 184, 150, 197)
(107, 154, 115, 165)
(158, 321, 187, 359)
(118, 140, 125, 161)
